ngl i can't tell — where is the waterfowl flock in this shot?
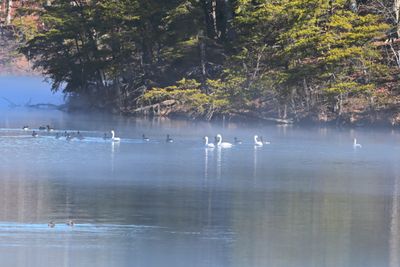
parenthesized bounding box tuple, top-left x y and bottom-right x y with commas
(48, 220, 75, 228)
(13, 125, 362, 230)
(16, 125, 363, 148)
(24, 124, 275, 147)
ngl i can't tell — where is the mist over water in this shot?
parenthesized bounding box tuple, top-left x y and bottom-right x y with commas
(0, 76, 63, 107)
(0, 77, 400, 267)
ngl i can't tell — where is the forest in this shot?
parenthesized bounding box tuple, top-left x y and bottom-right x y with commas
(3, 0, 400, 125)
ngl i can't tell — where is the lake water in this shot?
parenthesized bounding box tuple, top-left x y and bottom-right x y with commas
(0, 78, 400, 267)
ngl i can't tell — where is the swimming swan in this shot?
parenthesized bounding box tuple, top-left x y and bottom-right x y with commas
(216, 134, 233, 148)
(111, 130, 121, 142)
(254, 135, 263, 147)
(204, 136, 215, 148)
(353, 138, 362, 148)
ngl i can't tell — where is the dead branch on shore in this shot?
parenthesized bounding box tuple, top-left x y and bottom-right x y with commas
(1, 97, 20, 108)
(131, 100, 177, 116)
(25, 102, 66, 110)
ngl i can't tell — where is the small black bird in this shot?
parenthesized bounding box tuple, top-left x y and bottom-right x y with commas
(234, 137, 242, 145)
(166, 134, 173, 143)
(77, 131, 84, 140)
(142, 134, 150, 141)
(66, 133, 74, 141)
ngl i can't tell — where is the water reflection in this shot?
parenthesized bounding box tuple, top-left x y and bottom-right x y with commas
(0, 111, 400, 267)
(216, 147, 222, 180)
(390, 175, 400, 267)
(253, 145, 258, 180)
(204, 148, 212, 181)
(111, 141, 119, 172)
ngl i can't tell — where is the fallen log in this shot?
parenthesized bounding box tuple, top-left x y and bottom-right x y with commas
(25, 103, 66, 110)
(131, 100, 177, 116)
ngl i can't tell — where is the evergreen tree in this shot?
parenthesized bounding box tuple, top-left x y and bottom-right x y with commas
(230, 0, 389, 118)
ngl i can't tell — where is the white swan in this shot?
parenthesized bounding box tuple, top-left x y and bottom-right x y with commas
(204, 136, 215, 148)
(111, 130, 121, 142)
(216, 134, 233, 148)
(353, 138, 361, 148)
(254, 135, 263, 147)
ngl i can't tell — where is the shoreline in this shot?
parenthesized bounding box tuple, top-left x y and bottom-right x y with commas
(63, 106, 400, 129)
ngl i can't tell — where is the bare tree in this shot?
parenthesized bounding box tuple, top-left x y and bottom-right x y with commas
(395, 0, 400, 36)
(6, 0, 12, 25)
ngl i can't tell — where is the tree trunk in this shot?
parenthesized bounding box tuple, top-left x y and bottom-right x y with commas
(395, 0, 400, 37)
(219, 0, 232, 40)
(283, 104, 287, 119)
(211, 0, 219, 38)
(6, 0, 12, 25)
(303, 78, 310, 111)
(202, 0, 219, 39)
(198, 30, 208, 94)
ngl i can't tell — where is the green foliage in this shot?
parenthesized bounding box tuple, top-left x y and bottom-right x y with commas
(12, 16, 39, 42)
(233, 0, 390, 102)
(325, 82, 375, 94)
(19, 0, 396, 119)
(139, 78, 233, 116)
(139, 79, 212, 116)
